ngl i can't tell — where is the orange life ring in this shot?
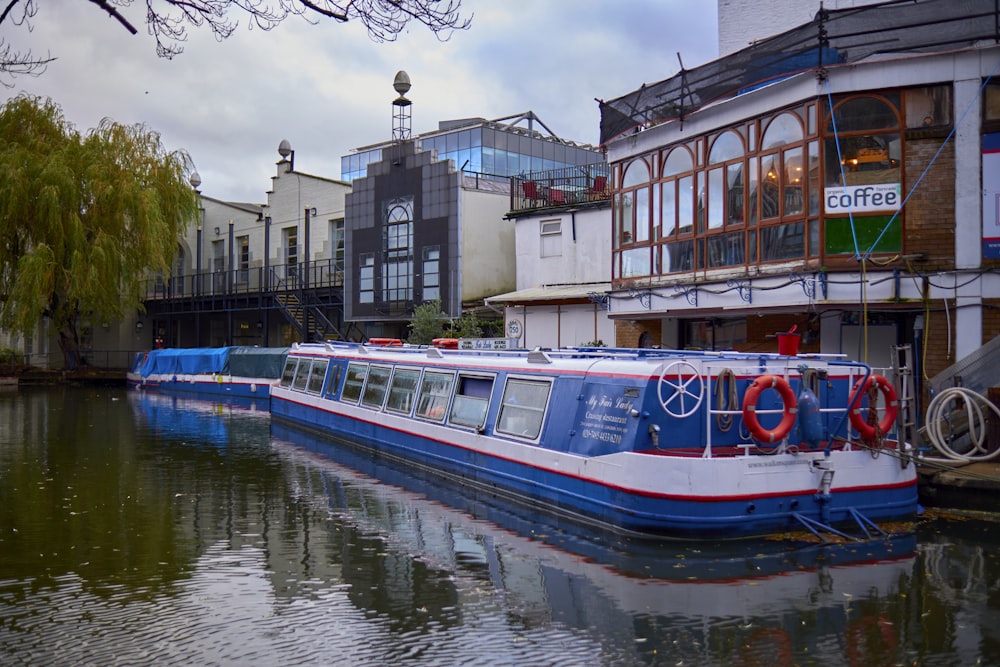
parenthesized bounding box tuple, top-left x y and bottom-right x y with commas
(368, 337, 402, 346)
(742, 374, 797, 443)
(848, 374, 898, 440)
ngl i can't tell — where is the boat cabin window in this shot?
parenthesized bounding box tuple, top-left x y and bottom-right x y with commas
(292, 359, 312, 391)
(496, 378, 552, 439)
(386, 367, 421, 415)
(342, 363, 369, 403)
(279, 358, 298, 387)
(415, 370, 455, 421)
(448, 374, 495, 431)
(361, 365, 392, 409)
(306, 359, 329, 395)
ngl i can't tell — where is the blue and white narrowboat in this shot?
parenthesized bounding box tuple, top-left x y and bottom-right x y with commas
(269, 341, 918, 539)
(128, 346, 288, 399)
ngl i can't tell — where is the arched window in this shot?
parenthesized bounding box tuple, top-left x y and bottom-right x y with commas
(761, 113, 803, 149)
(702, 131, 748, 269)
(622, 159, 650, 188)
(709, 131, 744, 163)
(615, 158, 652, 279)
(658, 147, 696, 273)
(383, 197, 413, 303)
(824, 95, 901, 188)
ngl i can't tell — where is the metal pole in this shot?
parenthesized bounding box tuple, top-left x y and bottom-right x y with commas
(304, 207, 311, 340)
(227, 220, 234, 345)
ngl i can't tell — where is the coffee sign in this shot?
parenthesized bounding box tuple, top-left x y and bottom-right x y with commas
(824, 183, 901, 214)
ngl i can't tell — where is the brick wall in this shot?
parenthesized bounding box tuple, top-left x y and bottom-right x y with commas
(615, 320, 662, 348)
(904, 138, 955, 271)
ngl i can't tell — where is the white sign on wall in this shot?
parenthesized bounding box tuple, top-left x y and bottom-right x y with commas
(824, 183, 901, 214)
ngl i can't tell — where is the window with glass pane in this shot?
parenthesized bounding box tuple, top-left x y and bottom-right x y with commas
(621, 247, 651, 277)
(663, 239, 694, 273)
(634, 187, 650, 242)
(279, 358, 298, 387)
(307, 359, 328, 395)
(332, 220, 345, 273)
(760, 222, 805, 261)
(540, 220, 561, 258)
(448, 374, 494, 430)
(292, 359, 312, 391)
(416, 370, 454, 421)
(759, 155, 781, 220)
(387, 368, 420, 414)
(678, 175, 695, 234)
(422, 246, 440, 302)
(362, 365, 392, 409)
(661, 181, 677, 237)
(497, 378, 551, 439)
(237, 235, 250, 284)
(783, 147, 804, 216)
(618, 192, 634, 245)
(707, 168, 724, 229)
(342, 363, 368, 403)
(359, 253, 374, 304)
(706, 231, 746, 268)
(383, 198, 413, 303)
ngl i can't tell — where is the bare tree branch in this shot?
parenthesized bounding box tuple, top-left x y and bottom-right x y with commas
(0, 0, 471, 75)
(87, 0, 139, 34)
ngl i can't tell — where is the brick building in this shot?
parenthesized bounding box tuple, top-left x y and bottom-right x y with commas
(599, 0, 1000, 400)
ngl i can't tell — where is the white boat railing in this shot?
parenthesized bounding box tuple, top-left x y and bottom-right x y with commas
(697, 357, 890, 458)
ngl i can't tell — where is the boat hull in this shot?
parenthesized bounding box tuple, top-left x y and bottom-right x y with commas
(271, 372, 917, 538)
(128, 372, 273, 398)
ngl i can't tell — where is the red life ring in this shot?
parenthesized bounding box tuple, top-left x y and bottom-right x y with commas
(742, 374, 797, 443)
(849, 374, 898, 440)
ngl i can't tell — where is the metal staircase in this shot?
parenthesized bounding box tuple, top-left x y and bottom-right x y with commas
(274, 288, 343, 342)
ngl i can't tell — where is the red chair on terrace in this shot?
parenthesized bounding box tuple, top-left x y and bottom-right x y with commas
(550, 188, 566, 205)
(588, 175, 608, 200)
(522, 180, 541, 205)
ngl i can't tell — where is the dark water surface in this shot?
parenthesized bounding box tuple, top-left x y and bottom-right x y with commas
(1, 387, 998, 666)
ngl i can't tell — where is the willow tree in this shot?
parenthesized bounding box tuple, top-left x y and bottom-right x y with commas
(0, 95, 197, 369)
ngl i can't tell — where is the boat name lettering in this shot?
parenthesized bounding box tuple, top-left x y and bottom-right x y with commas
(585, 394, 634, 413)
(747, 459, 810, 468)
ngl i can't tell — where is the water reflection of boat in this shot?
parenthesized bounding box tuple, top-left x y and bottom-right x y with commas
(270, 341, 918, 539)
(270, 420, 917, 647)
(128, 390, 269, 447)
(127, 346, 288, 398)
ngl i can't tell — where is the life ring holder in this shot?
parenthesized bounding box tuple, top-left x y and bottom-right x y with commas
(742, 374, 797, 444)
(848, 374, 898, 441)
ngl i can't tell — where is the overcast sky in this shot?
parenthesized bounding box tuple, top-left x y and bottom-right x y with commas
(4, 1, 718, 203)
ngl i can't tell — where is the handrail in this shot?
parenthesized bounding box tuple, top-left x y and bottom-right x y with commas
(141, 259, 345, 301)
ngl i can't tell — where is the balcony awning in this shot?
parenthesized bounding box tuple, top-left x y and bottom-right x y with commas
(486, 283, 611, 306)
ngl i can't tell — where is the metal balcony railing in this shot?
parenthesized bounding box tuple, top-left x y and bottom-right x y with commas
(511, 163, 611, 213)
(142, 259, 344, 301)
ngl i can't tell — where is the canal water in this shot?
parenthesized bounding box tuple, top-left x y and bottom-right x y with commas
(1, 387, 998, 666)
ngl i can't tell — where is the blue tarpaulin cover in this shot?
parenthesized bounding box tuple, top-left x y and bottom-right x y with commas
(137, 346, 289, 379)
(138, 348, 229, 377)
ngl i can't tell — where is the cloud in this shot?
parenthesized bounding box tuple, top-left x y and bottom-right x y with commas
(5, 0, 717, 202)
